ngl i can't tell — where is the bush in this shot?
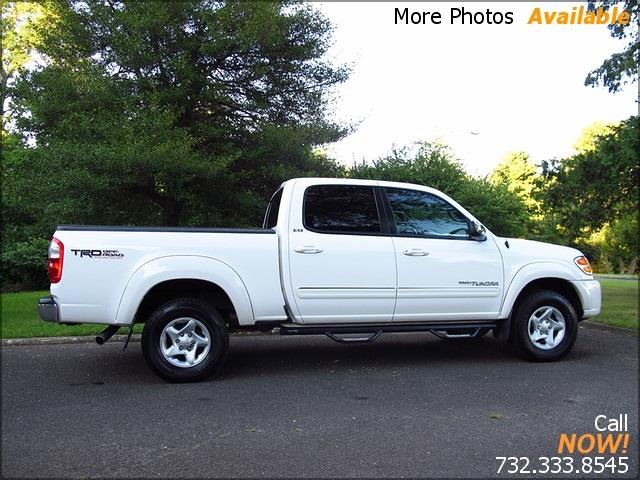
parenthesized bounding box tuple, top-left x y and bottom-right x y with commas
(1, 237, 49, 291)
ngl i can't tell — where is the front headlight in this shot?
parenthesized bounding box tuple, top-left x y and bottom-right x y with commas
(574, 256, 593, 275)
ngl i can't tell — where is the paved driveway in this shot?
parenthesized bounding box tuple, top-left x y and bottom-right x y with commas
(2, 324, 637, 478)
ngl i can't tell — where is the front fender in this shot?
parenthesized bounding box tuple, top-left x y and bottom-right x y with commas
(499, 262, 580, 318)
(115, 255, 254, 325)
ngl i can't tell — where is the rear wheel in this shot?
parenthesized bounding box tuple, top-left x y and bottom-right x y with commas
(141, 297, 229, 382)
(510, 290, 578, 361)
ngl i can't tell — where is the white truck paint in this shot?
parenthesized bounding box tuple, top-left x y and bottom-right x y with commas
(39, 177, 601, 381)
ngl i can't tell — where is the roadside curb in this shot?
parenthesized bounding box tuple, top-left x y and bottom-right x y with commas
(1, 330, 274, 346)
(581, 321, 638, 334)
(594, 274, 637, 281)
(1, 334, 142, 346)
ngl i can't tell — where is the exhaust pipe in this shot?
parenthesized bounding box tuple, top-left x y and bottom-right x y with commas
(96, 325, 120, 345)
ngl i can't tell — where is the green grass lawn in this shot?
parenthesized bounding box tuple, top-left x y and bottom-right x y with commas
(1, 278, 637, 339)
(594, 278, 638, 329)
(1, 290, 142, 339)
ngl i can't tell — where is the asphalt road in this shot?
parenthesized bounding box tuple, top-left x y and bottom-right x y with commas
(2, 324, 638, 478)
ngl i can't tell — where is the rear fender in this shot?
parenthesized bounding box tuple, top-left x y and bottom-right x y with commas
(115, 255, 254, 325)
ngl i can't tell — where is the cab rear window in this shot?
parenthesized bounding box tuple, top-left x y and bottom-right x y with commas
(264, 188, 283, 229)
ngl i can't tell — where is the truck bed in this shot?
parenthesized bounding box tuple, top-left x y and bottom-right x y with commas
(51, 225, 285, 326)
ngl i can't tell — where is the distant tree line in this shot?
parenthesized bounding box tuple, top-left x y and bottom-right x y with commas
(1, 1, 637, 289)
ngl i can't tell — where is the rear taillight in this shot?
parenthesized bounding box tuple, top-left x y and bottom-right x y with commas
(48, 237, 64, 283)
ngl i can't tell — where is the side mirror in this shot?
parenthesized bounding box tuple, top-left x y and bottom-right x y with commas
(469, 220, 487, 242)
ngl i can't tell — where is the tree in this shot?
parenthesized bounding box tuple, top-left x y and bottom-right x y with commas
(490, 152, 541, 215)
(572, 121, 617, 154)
(2, 1, 349, 288)
(600, 216, 637, 274)
(584, 1, 639, 93)
(350, 142, 529, 237)
(489, 152, 559, 241)
(1, 1, 63, 127)
(8, 1, 348, 225)
(543, 116, 638, 232)
(542, 116, 638, 272)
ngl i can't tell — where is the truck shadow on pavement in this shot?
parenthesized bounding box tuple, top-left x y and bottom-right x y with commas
(52, 330, 598, 385)
(221, 333, 596, 381)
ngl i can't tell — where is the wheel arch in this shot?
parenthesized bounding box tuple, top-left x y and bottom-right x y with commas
(495, 270, 583, 344)
(508, 278, 583, 320)
(501, 264, 584, 321)
(134, 279, 240, 330)
(115, 255, 254, 327)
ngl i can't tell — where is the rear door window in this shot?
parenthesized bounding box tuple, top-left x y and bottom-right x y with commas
(304, 185, 381, 234)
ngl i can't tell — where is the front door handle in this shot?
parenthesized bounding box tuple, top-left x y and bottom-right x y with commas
(403, 248, 430, 257)
(294, 245, 323, 254)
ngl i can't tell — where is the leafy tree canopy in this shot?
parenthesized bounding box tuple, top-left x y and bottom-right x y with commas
(7, 0, 349, 225)
(490, 151, 541, 215)
(542, 116, 638, 239)
(572, 121, 618, 154)
(585, 0, 639, 93)
(1, 1, 63, 124)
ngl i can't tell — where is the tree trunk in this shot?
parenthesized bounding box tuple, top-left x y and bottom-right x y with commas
(627, 257, 637, 276)
(600, 254, 613, 274)
(1, 64, 8, 125)
(161, 199, 183, 226)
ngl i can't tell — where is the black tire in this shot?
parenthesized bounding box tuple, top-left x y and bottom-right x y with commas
(510, 289, 578, 361)
(141, 297, 229, 382)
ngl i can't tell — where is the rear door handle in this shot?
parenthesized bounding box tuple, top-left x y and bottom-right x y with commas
(403, 248, 430, 257)
(294, 245, 323, 254)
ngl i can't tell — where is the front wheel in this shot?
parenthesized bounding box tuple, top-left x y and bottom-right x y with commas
(510, 290, 578, 361)
(141, 297, 229, 382)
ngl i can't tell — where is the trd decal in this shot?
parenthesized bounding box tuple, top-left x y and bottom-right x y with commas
(458, 281, 499, 287)
(70, 249, 124, 259)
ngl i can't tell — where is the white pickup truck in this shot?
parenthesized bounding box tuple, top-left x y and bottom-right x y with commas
(39, 178, 601, 382)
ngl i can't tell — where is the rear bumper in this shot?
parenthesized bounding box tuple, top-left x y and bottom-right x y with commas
(571, 279, 601, 319)
(38, 296, 59, 323)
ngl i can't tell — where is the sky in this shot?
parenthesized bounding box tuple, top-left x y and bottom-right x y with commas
(316, 2, 637, 175)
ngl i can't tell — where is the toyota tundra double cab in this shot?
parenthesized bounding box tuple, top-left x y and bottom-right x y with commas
(38, 178, 601, 382)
